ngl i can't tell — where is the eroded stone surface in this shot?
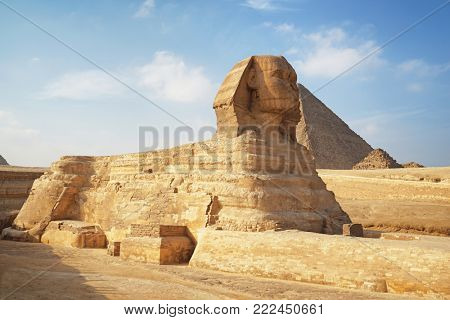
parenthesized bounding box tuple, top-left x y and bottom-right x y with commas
(0, 166, 46, 233)
(41, 220, 106, 248)
(342, 223, 364, 237)
(11, 56, 350, 243)
(121, 236, 195, 265)
(190, 229, 450, 298)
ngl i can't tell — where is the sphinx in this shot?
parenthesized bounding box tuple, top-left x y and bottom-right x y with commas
(4, 56, 350, 248)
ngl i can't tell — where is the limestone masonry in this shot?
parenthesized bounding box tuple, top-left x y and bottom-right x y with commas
(353, 148, 402, 170)
(7, 55, 350, 245)
(2, 56, 448, 298)
(0, 166, 46, 231)
(296, 84, 374, 169)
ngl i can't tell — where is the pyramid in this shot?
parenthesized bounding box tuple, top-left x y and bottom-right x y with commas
(0, 155, 8, 166)
(402, 161, 424, 168)
(352, 148, 402, 170)
(296, 83, 373, 169)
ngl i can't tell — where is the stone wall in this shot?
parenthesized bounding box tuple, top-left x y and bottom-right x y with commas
(190, 229, 450, 298)
(0, 166, 46, 212)
(13, 132, 350, 242)
(0, 166, 46, 230)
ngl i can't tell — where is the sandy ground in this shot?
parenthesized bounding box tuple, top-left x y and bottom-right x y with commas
(318, 167, 450, 236)
(0, 240, 411, 300)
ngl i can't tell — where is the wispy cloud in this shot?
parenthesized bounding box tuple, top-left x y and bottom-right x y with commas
(136, 51, 216, 103)
(274, 23, 295, 33)
(134, 0, 155, 18)
(398, 59, 450, 77)
(243, 0, 276, 11)
(0, 110, 39, 139)
(40, 70, 124, 100)
(292, 27, 384, 78)
(264, 22, 297, 33)
(39, 51, 216, 104)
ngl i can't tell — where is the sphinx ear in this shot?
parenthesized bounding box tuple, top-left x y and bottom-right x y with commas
(247, 67, 258, 89)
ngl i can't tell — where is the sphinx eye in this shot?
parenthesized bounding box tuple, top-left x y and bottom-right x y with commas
(271, 69, 284, 79)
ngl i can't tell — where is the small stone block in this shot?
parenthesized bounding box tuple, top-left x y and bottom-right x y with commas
(343, 223, 363, 237)
(107, 241, 121, 256)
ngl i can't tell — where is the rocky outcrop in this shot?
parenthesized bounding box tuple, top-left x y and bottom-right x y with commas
(353, 148, 402, 170)
(11, 56, 350, 245)
(0, 166, 47, 232)
(296, 84, 373, 169)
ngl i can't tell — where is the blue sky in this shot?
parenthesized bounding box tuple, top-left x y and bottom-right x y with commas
(0, 0, 449, 167)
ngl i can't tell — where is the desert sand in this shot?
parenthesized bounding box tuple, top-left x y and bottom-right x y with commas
(319, 167, 450, 236)
(0, 240, 410, 300)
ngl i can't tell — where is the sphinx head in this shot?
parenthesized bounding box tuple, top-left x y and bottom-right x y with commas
(214, 56, 300, 141)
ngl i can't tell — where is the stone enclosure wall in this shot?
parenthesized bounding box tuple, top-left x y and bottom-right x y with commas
(190, 229, 450, 298)
(318, 168, 450, 236)
(0, 166, 46, 230)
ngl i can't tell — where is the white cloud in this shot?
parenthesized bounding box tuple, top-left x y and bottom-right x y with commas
(291, 27, 383, 78)
(134, 0, 155, 18)
(30, 57, 40, 63)
(263, 22, 297, 33)
(0, 110, 39, 139)
(136, 51, 215, 103)
(40, 70, 124, 100)
(243, 0, 276, 10)
(274, 23, 295, 33)
(406, 83, 424, 93)
(398, 59, 450, 77)
(40, 51, 215, 104)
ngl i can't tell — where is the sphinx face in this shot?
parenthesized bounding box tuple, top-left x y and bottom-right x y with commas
(250, 57, 300, 114)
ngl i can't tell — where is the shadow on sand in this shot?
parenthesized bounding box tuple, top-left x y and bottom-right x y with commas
(0, 240, 108, 299)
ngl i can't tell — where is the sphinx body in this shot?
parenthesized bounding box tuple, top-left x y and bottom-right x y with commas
(10, 56, 351, 243)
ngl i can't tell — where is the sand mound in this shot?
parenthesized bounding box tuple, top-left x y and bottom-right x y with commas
(402, 161, 424, 168)
(0, 155, 8, 166)
(353, 148, 402, 170)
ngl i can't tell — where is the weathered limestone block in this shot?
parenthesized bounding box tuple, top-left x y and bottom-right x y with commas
(107, 241, 121, 256)
(0, 166, 46, 231)
(342, 223, 363, 237)
(121, 236, 195, 264)
(40, 220, 106, 248)
(10, 56, 351, 244)
(12, 158, 90, 235)
(1, 227, 33, 242)
(0, 211, 19, 232)
(190, 229, 450, 298)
